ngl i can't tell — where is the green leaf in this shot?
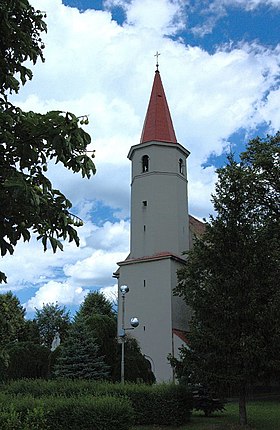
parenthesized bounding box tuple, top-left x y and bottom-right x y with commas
(0, 271, 7, 284)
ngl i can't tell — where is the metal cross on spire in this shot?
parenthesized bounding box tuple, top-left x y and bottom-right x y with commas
(154, 51, 160, 71)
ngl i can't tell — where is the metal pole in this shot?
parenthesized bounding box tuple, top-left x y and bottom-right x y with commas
(121, 293, 125, 383)
(121, 338, 125, 384)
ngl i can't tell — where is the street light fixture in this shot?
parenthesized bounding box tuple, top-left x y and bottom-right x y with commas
(119, 285, 139, 383)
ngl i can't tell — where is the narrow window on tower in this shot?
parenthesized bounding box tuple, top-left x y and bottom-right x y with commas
(144, 225, 146, 232)
(144, 279, 146, 287)
(143, 200, 147, 207)
(179, 158, 184, 174)
(142, 155, 149, 173)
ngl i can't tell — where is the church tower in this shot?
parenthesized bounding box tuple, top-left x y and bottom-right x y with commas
(116, 66, 191, 382)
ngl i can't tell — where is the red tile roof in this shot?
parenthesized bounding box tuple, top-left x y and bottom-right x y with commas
(140, 70, 177, 144)
(189, 215, 206, 236)
(173, 328, 189, 344)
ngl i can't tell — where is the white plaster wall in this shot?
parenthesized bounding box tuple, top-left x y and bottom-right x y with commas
(170, 259, 191, 332)
(118, 258, 175, 382)
(129, 141, 189, 259)
(117, 256, 191, 382)
(117, 139, 191, 382)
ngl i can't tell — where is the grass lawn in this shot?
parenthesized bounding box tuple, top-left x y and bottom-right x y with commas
(132, 400, 280, 430)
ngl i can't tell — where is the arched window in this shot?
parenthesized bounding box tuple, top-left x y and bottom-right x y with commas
(179, 158, 184, 174)
(142, 155, 149, 172)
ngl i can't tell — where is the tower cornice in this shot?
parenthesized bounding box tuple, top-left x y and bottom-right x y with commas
(117, 252, 187, 267)
(128, 140, 190, 160)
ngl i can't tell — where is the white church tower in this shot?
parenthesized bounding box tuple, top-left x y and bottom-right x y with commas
(116, 65, 193, 382)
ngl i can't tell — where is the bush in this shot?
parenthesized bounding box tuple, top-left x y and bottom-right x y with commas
(0, 396, 48, 430)
(0, 379, 193, 427)
(103, 383, 192, 426)
(0, 394, 133, 430)
(0, 378, 95, 397)
(0, 407, 22, 430)
(193, 386, 226, 416)
(44, 395, 133, 430)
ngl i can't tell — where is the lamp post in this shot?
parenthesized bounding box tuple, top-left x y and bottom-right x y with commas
(119, 285, 139, 383)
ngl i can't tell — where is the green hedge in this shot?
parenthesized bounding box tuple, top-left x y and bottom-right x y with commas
(0, 378, 97, 397)
(45, 395, 134, 430)
(1, 379, 192, 427)
(0, 394, 133, 430)
(116, 383, 193, 426)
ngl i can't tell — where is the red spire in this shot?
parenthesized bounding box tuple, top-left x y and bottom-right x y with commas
(140, 70, 177, 144)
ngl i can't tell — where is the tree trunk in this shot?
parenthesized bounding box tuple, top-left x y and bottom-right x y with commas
(239, 384, 247, 426)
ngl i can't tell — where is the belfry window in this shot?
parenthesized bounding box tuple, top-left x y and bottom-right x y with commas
(179, 158, 184, 174)
(142, 155, 149, 173)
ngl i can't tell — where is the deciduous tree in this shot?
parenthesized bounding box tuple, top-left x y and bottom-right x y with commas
(5, 341, 49, 380)
(0, 291, 26, 346)
(78, 291, 116, 319)
(0, 291, 26, 379)
(34, 302, 71, 349)
(0, 0, 96, 283)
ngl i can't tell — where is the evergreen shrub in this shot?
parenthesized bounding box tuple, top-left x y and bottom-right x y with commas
(193, 386, 226, 416)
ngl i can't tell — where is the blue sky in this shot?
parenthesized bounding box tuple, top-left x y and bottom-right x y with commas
(2, 0, 280, 317)
(64, 0, 280, 51)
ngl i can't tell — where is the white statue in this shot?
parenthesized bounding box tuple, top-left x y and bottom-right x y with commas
(51, 332, 61, 351)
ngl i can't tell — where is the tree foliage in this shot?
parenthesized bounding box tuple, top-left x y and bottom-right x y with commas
(0, 291, 26, 346)
(0, 0, 46, 94)
(5, 341, 49, 380)
(76, 291, 118, 379)
(0, 0, 96, 283)
(120, 337, 156, 384)
(54, 318, 109, 380)
(34, 302, 71, 349)
(78, 291, 116, 319)
(174, 134, 280, 426)
(0, 291, 27, 379)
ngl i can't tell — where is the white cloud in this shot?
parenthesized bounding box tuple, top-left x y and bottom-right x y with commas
(104, 0, 187, 35)
(188, 164, 217, 217)
(100, 284, 118, 303)
(258, 87, 280, 132)
(125, 0, 186, 34)
(225, 0, 280, 10)
(2, 0, 279, 308)
(86, 220, 130, 251)
(24, 280, 89, 311)
(64, 249, 128, 286)
(1, 211, 129, 293)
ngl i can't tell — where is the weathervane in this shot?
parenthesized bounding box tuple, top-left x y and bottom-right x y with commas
(154, 51, 160, 71)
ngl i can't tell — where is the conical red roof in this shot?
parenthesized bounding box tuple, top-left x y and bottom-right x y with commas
(140, 70, 177, 144)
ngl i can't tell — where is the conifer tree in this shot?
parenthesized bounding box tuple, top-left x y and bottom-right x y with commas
(76, 291, 118, 379)
(54, 318, 109, 380)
